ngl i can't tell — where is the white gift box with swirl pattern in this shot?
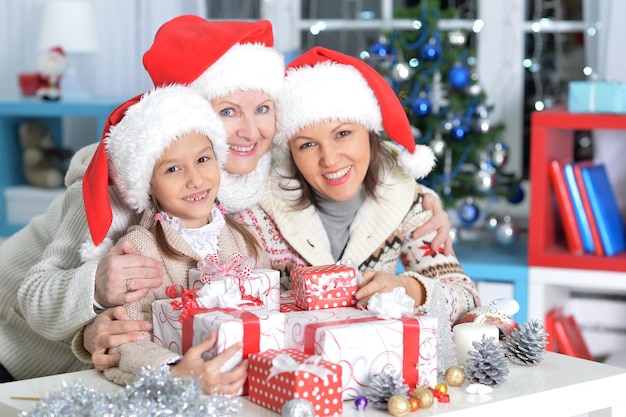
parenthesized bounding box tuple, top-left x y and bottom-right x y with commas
(189, 268, 280, 312)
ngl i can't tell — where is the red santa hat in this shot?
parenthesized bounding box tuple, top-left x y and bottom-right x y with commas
(143, 15, 284, 101)
(82, 85, 227, 249)
(49, 46, 66, 56)
(276, 46, 435, 179)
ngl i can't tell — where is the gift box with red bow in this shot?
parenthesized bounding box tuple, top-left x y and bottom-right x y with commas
(189, 253, 280, 312)
(248, 348, 342, 417)
(152, 288, 284, 377)
(290, 264, 358, 310)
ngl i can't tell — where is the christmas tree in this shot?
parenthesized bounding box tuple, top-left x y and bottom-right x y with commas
(366, 0, 524, 234)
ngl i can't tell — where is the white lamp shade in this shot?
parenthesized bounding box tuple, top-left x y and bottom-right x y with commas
(38, 0, 98, 53)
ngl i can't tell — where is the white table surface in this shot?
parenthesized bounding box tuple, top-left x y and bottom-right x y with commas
(1, 352, 625, 417)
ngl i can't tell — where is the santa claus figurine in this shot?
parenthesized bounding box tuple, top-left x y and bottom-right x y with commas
(36, 46, 68, 101)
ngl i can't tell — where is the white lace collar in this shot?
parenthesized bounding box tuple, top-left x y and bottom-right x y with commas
(161, 206, 225, 258)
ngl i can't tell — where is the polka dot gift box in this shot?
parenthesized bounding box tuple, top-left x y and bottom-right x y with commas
(290, 264, 358, 310)
(249, 348, 343, 416)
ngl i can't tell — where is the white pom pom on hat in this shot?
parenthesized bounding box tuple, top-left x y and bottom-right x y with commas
(276, 46, 436, 179)
(83, 85, 227, 247)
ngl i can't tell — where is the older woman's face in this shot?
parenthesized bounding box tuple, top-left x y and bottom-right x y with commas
(211, 90, 276, 175)
(290, 120, 370, 201)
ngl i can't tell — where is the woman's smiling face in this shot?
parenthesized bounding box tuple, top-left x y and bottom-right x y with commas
(211, 90, 276, 176)
(289, 120, 370, 201)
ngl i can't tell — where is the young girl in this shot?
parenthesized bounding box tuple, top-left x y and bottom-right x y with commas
(241, 47, 479, 324)
(92, 84, 268, 394)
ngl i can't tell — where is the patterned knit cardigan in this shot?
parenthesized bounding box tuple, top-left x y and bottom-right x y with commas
(238, 163, 480, 324)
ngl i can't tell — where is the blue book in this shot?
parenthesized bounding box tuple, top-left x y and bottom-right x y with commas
(563, 162, 595, 253)
(581, 164, 626, 256)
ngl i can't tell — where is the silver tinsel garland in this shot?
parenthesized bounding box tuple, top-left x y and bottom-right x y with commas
(23, 367, 242, 417)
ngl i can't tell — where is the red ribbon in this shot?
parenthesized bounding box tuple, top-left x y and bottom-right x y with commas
(167, 284, 261, 355)
(303, 314, 421, 389)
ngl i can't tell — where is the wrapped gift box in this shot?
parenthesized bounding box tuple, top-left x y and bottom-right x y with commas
(568, 81, 626, 114)
(282, 307, 374, 351)
(152, 299, 284, 375)
(291, 264, 358, 310)
(248, 348, 343, 417)
(302, 313, 438, 399)
(189, 268, 280, 312)
(280, 307, 438, 399)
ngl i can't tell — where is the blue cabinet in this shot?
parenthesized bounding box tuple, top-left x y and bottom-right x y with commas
(0, 97, 121, 236)
(454, 239, 528, 322)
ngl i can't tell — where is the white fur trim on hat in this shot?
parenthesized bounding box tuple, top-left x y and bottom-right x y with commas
(79, 237, 113, 263)
(190, 43, 284, 101)
(275, 61, 383, 152)
(105, 84, 227, 212)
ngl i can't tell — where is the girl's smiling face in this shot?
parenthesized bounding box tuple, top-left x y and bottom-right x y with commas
(150, 132, 220, 228)
(289, 120, 371, 201)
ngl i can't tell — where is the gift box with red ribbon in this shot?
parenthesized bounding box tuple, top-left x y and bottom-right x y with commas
(248, 348, 343, 417)
(153, 287, 437, 400)
(152, 290, 284, 380)
(188, 253, 281, 312)
(291, 264, 358, 310)
(301, 312, 438, 399)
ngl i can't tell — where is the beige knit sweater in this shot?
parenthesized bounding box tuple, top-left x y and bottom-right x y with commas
(4, 143, 140, 380)
(103, 208, 269, 386)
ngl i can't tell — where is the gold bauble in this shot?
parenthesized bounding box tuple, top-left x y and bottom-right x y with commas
(411, 387, 434, 409)
(435, 382, 448, 394)
(445, 365, 466, 387)
(387, 395, 411, 417)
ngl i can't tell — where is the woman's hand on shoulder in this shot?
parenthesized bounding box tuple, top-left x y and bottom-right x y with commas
(94, 240, 164, 308)
(412, 193, 453, 255)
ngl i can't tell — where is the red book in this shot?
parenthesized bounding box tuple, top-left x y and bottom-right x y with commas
(548, 160, 584, 254)
(572, 161, 604, 256)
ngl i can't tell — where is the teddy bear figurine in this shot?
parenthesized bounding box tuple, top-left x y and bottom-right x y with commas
(36, 46, 69, 101)
(18, 120, 73, 188)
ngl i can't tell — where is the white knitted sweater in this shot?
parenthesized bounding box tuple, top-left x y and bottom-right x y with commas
(3, 143, 139, 380)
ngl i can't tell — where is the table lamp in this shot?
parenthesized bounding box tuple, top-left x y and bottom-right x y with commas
(38, 0, 99, 99)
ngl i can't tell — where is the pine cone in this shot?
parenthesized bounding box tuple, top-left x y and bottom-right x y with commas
(465, 334, 509, 386)
(364, 368, 409, 409)
(504, 319, 548, 366)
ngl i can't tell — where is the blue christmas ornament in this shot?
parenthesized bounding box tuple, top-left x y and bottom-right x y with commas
(507, 183, 525, 204)
(448, 64, 471, 90)
(411, 97, 432, 117)
(451, 123, 470, 141)
(458, 197, 480, 226)
(420, 40, 440, 61)
(369, 41, 391, 57)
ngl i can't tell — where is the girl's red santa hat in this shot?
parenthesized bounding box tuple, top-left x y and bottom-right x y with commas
(276, 46, 436, 179)
(143, 15, 284, 101)
(82, 85, 227, 255)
